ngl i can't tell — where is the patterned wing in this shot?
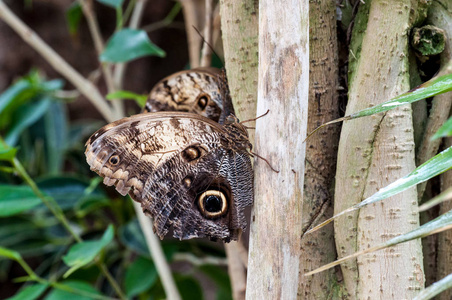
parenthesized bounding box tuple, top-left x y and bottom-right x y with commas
(144, 67, 226, 122)
(85, 112, 252, 241)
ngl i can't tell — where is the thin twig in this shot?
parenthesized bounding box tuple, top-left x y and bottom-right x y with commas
(133, 202, 181, 300)
(113, 0, 147, 89)
(200, 0, 213, 67)
(78, 0, 123, 120)
(0, 0, 114, 123)
(180, 0, 204, 68)
(173, 253, 229, 266)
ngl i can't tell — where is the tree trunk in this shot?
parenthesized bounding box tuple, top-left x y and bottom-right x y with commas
(246, 0, 309, 298)
(334, 0, 425, 298)
(298, 0, 340, 298)
(219, 1, 258, 299)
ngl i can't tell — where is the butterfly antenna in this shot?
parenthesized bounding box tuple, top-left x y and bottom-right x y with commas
(240, 110, 270, 124)
(250, 151, 279, 173)
(192, 25, 224, 67)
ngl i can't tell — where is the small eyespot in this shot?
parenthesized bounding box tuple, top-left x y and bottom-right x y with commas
(197, 190, 228, 219)
(183, 176, 192, 188)
(182, 146, 202, 162)
(109, 155, 119, 165)
(197, 94, 209, 110)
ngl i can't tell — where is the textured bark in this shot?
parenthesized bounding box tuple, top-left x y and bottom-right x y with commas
(298, 0, 340, 298)
(246, 0, 308, 298)
(432, 1, 452, 299)
(219, 1, 258, 299)
(334, 1, 425, 298)
(219, 0, 258, 144)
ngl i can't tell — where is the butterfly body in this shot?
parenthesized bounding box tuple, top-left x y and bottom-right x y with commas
(85, 112, 253, 241)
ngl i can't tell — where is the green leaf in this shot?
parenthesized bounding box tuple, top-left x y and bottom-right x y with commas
(0, 246, 21, 260)
(45, 280, 101, 300)
(199, 265, 231, 297)
(44, 102, 68, 174)
(308, 145, 452, 233)
(62, 225, 114, 277)
(125, 256, 158, 297)
(432, 115, 452, 140)
(348, 72, 452, 119)
(100, 29, 166, 63)
(414, 273, 452, 300)
(106, 90, 147, 108)
(306, 208, 452, 276)
(0, 185, 41, 217)
(96, 0, 124, 9)
(175, 275, 203, 300)
(419, 186, 452, 212)
(37, 177, 102, 210)
(6, 283, 48, 300)
(66, 2, 83, 35)
(5, 97, 52, 146)
(119, 219, 149, 256)
(0, 80, 31, 115)
(0, 143, 17, 161)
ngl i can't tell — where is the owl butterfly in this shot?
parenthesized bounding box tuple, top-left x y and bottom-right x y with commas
(85, 68, 253, 242)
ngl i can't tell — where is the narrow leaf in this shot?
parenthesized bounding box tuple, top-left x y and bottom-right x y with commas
(414, 273, 452, 300)
(306, 72, 452, 140)
(6, 283, 48, 300)
(306, 209, 452, 276)
(349, 72, 452, 119)
(62, 225, 114, 277)
(0, 80, 31, 115)
(100, 29, 166, 63)
(432, 115, 452, 140)
(5, 97, 52, 146)
(96, 0, 124, 9)
(419, 186, 452, 212)
(0, 185, 41, 217)
(307, 145, 452, 233)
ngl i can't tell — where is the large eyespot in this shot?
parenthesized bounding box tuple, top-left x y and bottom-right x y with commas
(197, 94, 209, 110)
(109, 155, 120, 165)
(197, 190, 228, 219)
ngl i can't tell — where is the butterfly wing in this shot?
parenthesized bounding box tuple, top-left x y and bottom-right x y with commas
(85, 112, 252, 241)
(145, 68, 231, 123)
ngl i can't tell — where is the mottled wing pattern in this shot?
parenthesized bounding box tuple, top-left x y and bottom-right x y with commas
(144, 67, 224, 122)
(85, 112, 252, 241)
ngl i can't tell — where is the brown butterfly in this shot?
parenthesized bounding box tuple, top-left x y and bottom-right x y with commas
(85, 68, 253, 242)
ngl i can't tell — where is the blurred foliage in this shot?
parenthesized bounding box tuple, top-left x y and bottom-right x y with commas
(0, 1, 230, 299)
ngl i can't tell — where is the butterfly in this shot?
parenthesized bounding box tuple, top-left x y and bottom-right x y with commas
(85, 68, 253, 242)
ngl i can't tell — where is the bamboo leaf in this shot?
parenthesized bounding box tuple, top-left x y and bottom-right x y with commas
(100, 29, 166, 63)
(348, 72, 452, 119)
(308, 145, 452, 233)
(62, 225, 114, 277)
(432, 115, 452, 140)
(419, 186, 452, 212)
(306, 72, 452, 140)
(414, 273, 452, 300)
(45, 280, 102, 300)
(306, 209, 452, 276)
(65, 2, 83, 35)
